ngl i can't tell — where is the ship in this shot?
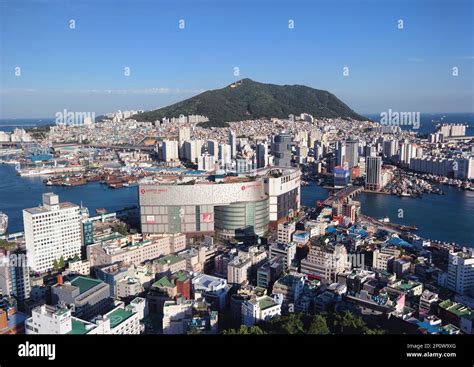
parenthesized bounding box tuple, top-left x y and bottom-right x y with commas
(0, 211, 8, 235)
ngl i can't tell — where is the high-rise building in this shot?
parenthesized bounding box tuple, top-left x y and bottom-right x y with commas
(218, 143, 232, 168)
(198, 154, 215, 171)
(228, 130, 237, 159)
(162, 140, 179, 162)
(447, 249, 474, 295)
(336, 141, 346, 166)
(24, 193, 82, 273)
(0, 249, 31, 302)
(256, 142, 269, 169)
(183, 140, 203, 163)
(345, 140, 359, 168)
(365, 156, 382, 191)
(273, 133, 292, 167)
(207, 139, 218, 159)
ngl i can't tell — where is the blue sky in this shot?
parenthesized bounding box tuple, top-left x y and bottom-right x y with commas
(0, 0, 473, 118)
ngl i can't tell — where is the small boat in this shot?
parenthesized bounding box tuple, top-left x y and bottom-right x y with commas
(378, 217, 390, 223)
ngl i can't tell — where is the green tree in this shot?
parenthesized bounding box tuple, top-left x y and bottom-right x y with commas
(52, 259, 60, 271)
(307, 315, 330, 335)
(0, 239, 16, 251)
(112, 222, 128, 235)
(223, 325, 267, 335)
(266, 314, 305, 334)
(58, 256, 65, 269)
(332, 311, 384, 335)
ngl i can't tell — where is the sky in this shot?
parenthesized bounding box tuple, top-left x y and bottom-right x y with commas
(0, 0, 473, 119)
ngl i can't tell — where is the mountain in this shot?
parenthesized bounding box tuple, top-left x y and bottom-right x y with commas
(133, 78, 366, 127)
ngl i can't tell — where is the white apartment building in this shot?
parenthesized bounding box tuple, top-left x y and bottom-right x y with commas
(24, 193, 82, 273)
(241, 295, 282, 326)
(26, 298, 145, 335)
(277, 221, 296, 243)
(162, 140, 179, 162)
(198, 154, 215, 171)
(448, 250, 474, 295)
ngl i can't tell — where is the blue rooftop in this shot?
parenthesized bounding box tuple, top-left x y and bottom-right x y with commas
(387, 237, 412, 248)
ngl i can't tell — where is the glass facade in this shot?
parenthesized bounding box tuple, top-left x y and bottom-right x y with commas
(215, 197, 269, 239)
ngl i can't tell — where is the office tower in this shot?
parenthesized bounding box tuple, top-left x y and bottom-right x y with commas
(228, 130, 237, 158)
(345, 140, 359, 168)
(256, 142, 268, 169)
(24, 193, 82, 273)
(365, 156, 382, 191)
(162, 140, 179, 162)
(273, 133, 292, 167)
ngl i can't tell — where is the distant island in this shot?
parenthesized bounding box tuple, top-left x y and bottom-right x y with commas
(133, 78, 366, 127)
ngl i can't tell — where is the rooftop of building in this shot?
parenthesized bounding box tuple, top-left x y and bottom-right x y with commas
(439, 300, 473, 319)
(249, 296, 278, 310)
(69, 276, 104, 294)
(67, 318, 93, 335)
(153, 276, 175, 289)
(24, 201, 78, 215)
(155, 254, 183, 266)
(107, 308, 135, 329)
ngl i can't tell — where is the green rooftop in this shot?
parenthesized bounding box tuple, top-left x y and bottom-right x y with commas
(399, 282, 421, 291)
(67, 318, 91, 335)
(70, 276, 103, 294)
(155, 255, 182, 266)
(174, 271, 188, 282)
(152, 276, 175, 289)
(108, 308, 134, 329)
(439, 300, 473, 319)
(258, 296, 277, 310)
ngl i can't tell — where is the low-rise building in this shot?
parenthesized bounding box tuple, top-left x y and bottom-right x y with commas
(162, 298, 218, 334)
(241, 294, 282, 326)
(51, 275, 113, 320)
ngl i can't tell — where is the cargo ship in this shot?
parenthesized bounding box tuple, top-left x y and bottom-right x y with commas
(0, 211, 8, 235)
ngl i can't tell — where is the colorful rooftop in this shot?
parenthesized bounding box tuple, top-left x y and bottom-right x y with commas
(70, 276, 103, 294)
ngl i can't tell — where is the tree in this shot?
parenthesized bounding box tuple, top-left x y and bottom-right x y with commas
(58, 256, 65, 269)
(52, 259, 60, 271)
(112, 222, 128, 236)
(0, 239, 16, 251)
(332, 311, 384, 335)
(266, 314, 305, 334)
(223, 325, 267, 335)
(307, 315, 330, 335)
